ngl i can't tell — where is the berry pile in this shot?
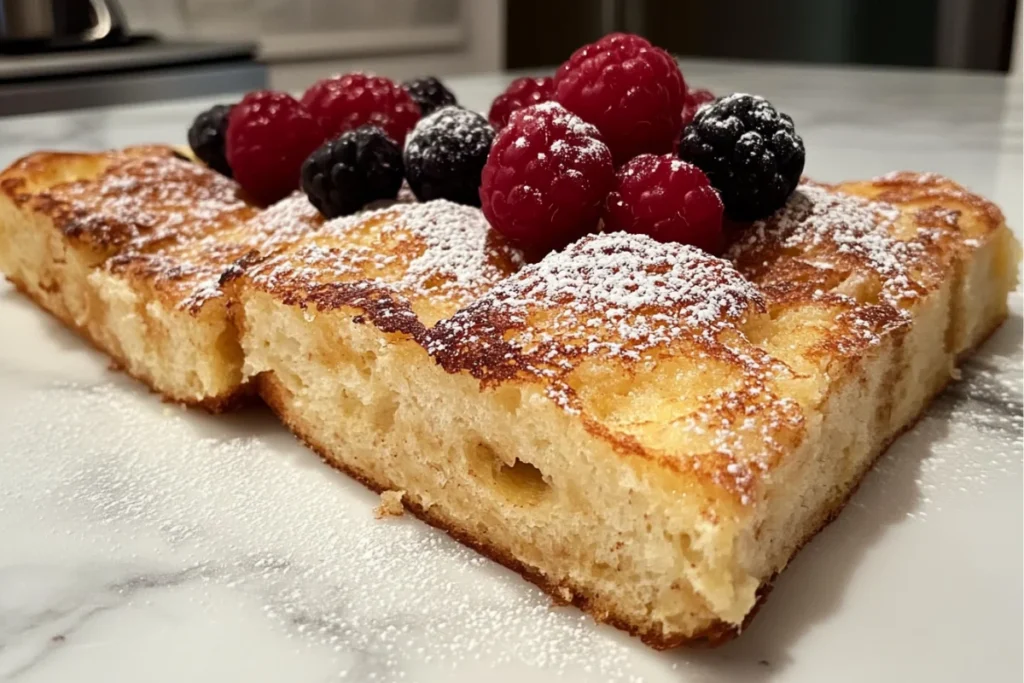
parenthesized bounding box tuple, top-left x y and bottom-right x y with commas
(479, 34, 804, 252)
(187, 38, 805, 257)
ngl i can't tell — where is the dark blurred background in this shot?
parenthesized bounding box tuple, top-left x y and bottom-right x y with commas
(507, 0, 1020, 72)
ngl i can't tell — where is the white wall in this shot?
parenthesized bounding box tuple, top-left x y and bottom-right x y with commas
(118, 0, 504, 90)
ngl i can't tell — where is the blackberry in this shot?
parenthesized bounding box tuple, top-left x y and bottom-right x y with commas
(187, 103, 234, 177)
(300, 125, 404, 219)
(678, 93, 805, 222)
(403, 106, 494, 207)
(402, 76, 457, 117)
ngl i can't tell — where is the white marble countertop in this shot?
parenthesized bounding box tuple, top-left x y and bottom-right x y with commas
(0, 61, 1021, 683)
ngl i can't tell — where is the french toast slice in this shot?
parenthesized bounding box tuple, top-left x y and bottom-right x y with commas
(236, 172, 1017, 647)
(0, 147, 327, 409)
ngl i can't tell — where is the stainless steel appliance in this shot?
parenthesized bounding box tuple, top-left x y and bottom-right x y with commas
(0, 0, 129, 51)
(0, 0, 265, 117)
(0, 40, 266, 116)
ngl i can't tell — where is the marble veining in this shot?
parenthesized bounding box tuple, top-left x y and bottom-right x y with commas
(0, 62, 1021, 683)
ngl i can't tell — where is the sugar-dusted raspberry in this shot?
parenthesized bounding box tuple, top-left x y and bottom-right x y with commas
(225, 90, 325, 205)
(487, 76, 554, 130)
(480, 101, 614, 252)
(554, 33, 685, 164)
(301, 73, 421, 146)
(603, 154, 723, 253)
(681, 88, 716, 128)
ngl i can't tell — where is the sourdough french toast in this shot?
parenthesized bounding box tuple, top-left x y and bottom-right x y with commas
(0, 146, 328, 409)
(0, 143, 1017, 648)
(232, 173, 1018, 647)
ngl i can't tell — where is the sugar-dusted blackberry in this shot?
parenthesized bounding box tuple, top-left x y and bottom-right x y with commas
(678, 93, 805, 222)
(187, 103, 234, 177)
(300, 125, 404, 219)
(402, 76, 457, 117)
(403, 106, 494, 207)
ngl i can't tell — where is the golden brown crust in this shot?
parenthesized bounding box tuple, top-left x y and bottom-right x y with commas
(0, 146, 254, 255)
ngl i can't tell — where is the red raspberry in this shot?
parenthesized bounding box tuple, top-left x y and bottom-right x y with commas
(225, 91, 325, 205)
(301, 73, 420, 146)
(480, 102, 614, 252)
(488, 77, 554, 130)
(603, 154, 723, 253)
(554, 33, 685, 165)
(681, 88, 716, 128)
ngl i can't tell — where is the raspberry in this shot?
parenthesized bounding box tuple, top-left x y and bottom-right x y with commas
(402, 76, 457, 117)
(404, 106, 494, 206)
(480, 101, 614, 252)
(488, 76, 554, 130)
(603, 154, 723, 254)
(225, 91, 325, 205)
(187, 103, 234, 177)
(678, 93, 805, 221)
(681, 88, 716, 129)
(301, 125, 404, 219)
(301, 73, 420, 146)
(554, 33, 685, 165)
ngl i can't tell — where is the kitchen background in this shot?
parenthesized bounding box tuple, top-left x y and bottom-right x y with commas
(1, 0, 1020, 115)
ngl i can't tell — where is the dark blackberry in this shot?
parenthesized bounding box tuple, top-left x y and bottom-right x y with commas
(403, 106, 494, 207)
(678, 93, 805, 222)
(187, 103, 234, 177)
(402, 76, 457, 117)
(300, 125, 404, 219)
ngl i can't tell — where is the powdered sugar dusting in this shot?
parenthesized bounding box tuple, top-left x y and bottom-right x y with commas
(529, 101, 601, 139)
(175, 194, 324, 310)
(428, 232, 766, 413)
(57, 151, 252, 251)
(250, 199, 522, 309)
(731, 183, 925, 305)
